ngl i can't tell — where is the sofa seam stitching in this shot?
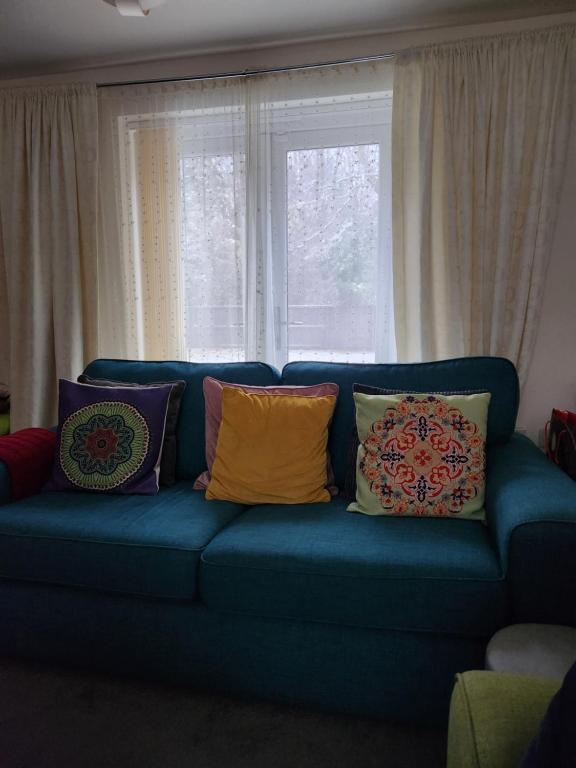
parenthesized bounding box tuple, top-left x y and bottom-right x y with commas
(199, 557, 505, 583)
(0, 572, 195, 601)
(199, 604, 496, 637)
(0, 531, 213, 553)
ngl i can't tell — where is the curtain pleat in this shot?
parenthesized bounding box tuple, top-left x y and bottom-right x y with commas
(392, 25, 575, 383)
(0, 84, 98, 430)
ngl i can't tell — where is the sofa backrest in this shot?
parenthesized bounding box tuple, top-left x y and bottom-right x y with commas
(82, 360, 281, 481)
(83, 356, 519, 489)
(281, 357, 519, 489)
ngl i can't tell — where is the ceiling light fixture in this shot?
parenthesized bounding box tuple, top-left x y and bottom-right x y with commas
(102, 0, 167, 17)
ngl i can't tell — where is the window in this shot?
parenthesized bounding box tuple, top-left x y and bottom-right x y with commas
(284, 143, 381, 363)
(269, 96, 393, 364)
(179, 92, 393, 365)
(97, 62, 395, 364)
(181, 150, 246, 362)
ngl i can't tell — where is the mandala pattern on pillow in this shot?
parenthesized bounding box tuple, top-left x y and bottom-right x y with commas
(47, 379, 173, 496)
(60, 402, 150, 491)
(358, 394, 487, 517)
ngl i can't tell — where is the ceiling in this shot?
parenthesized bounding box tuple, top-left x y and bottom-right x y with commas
(0, 0, 573, 78)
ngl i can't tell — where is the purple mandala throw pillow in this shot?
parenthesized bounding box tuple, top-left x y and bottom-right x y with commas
(47, 379, 173, 495)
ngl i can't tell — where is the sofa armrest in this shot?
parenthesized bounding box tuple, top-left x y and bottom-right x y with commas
(486, 434, 576, 625)
(0, 428, 56, 505)
(0, 461, 10, 505)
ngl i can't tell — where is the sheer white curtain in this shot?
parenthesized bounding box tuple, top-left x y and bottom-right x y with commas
(392, 25, 575, 383)
(251, 63, 395, 367)
(97, 60, 395, 367)
(99, 78, 246, 362)
(0, 84, 98, 430)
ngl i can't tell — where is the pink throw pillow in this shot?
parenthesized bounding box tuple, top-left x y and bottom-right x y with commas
(194, 377, 339, 494)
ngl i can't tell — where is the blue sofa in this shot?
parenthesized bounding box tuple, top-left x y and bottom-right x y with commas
(0, 356, 575, 723)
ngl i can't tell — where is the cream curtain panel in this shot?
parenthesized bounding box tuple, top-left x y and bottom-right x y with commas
(0, 84, 98, 430)
(97, 60, 395, 367)
(392, 25, 575, 383)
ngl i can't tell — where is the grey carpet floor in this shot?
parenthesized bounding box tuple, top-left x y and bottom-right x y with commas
(0, 659, 447, 768)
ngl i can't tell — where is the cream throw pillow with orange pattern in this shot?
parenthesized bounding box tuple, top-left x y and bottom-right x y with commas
(348, 392, 491, 520)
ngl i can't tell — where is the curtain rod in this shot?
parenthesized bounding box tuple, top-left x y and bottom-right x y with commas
(97, 52, 395, 88)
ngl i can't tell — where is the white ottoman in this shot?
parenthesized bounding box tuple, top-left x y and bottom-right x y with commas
(486, 624, 576, 679)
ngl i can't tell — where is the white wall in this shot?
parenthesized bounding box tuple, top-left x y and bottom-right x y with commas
(518, 130, 576, 445)
(2, 12, 575, 445)
(1, 12, 574, 87)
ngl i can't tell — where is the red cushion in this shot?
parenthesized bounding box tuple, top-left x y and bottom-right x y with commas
(0, 428, 56, 502)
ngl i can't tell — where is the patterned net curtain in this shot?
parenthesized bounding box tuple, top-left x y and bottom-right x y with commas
(97, 60, 395, 366)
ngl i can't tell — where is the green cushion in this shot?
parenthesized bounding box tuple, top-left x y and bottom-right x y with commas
(0, 413, 9, 436)
(447, 671, 560, 768)
(200, 496, 507, 635)
(0, 485, 244, 599)
(349, 391, 490, 520)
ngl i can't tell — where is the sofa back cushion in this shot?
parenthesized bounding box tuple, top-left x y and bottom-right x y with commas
(281, 357, 519, 488)
(82, 360, 281, 481)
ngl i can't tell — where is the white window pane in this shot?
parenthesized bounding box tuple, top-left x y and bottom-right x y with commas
(286, 144, 380, 363)
(180, 153, 245, 362)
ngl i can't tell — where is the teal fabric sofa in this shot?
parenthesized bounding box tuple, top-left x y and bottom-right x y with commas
(0, 356, 575, 723)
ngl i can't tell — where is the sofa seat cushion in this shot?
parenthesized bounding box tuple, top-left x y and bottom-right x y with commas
(200, 497, 507, 635)
(0, 485, 243, 599)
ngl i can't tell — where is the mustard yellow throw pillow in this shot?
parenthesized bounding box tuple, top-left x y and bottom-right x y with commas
(348, 392, 491, 520)
(206, 387, 337, 505)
